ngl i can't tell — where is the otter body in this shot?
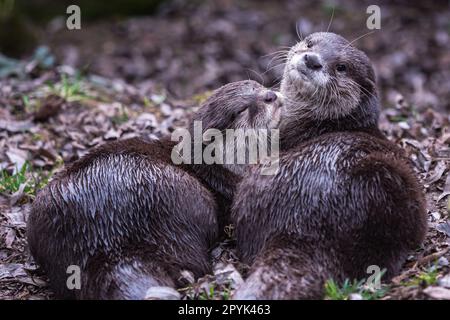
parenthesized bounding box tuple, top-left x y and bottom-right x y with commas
(29, 138, 217, 299)
(27, 80, 282, 299)
(233, 132, 426, 299)
(232, 33, 427, 299)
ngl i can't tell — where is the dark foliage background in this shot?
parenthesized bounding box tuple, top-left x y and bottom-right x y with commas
(1, 0, 449, 106)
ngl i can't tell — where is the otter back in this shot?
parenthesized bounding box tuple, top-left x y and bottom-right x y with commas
(232, 132, 427, 299)
(28, 138, 218, 299)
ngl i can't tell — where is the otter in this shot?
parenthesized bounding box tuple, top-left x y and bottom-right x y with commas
(232, 33, 427, 299)
(27, 80, 282, 299)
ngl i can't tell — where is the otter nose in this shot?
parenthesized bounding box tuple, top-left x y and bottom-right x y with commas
(264, 91, 277, 103)
(304, 53, 323, 70)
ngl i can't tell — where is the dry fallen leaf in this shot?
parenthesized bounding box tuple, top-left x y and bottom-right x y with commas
(213, 263, 244, 288)
(0, 120, 34, 133)
(33, 95, 65, 122)
(4, 228, 16, 248)
(6, 147, 28, 172)
(423, 286, 450, 300)
(438, 174, 450, 202)
(144, 286, 181, 300)
(436, 221, 450, 237)
(425, 161, 447, 185)
(438, 274, 450, 288)
(0, 263, 28, 280)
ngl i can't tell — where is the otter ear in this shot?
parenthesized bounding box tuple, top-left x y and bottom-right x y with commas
(366, 64, 377, 87)
(368, 66, 376, 79)
(362, 77, 375, 91)
(362, 91, 380, 123)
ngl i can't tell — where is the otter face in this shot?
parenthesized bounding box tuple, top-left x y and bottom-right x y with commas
(194, 80, 283, 132)
(280, 32, 376, 121)
(189, 80, 282, 176)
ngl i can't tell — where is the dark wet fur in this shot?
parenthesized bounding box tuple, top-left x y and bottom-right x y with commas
(233, 132, 427, 299)
(27, 80, 275, 299)
(28, 138, 218, 299)
(232, 33, 427, 300)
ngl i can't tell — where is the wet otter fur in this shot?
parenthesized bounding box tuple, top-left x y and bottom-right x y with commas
(232, 33, 427, 299)
(27, 80, 282, 299)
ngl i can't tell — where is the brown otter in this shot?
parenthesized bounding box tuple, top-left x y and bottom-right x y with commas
(27, 80, 282, 299)
(232, 32, 427, 299)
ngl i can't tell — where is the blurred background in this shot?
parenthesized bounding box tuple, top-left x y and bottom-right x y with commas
(1, 0, 450, 108)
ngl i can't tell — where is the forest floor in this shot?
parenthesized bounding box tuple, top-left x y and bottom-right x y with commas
(1, 0, 450, 300)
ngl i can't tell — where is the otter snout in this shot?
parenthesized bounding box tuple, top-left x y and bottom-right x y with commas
(268, 90, 284, 110)
(295, 52, 324, 73)
(263, 91, 277, 103)
(289, 51, 329, 88)
(262, 90, 283, 129)
(303, 53, 323, 70)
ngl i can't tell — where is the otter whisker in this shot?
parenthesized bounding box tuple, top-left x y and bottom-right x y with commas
(263, 62, 287, 76)
(266, 54, 289, 70)
(270, 75, 285, 89)
(262, 50, 290, 59)
(295, 21, 303, 41)
(246, 68, 266, 85)
(326, 6, 335, 33)
(347, 78, 378, 101)
(345, 30, 376, 49)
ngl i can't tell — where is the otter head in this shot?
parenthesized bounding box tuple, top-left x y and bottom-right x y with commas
(280, 32, 379, 130)
(192, 80, 282, 132)
(188, 80, 282, 176)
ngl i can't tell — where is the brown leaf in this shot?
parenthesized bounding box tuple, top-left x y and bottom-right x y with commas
(438, 174, 450, 202)
(6, 148, 28, 172)
(438, 274, 450, 288)
(103, 129, 121, 140)
(144, 286, 181, 300)
(33, 95, 65, 122)
(0, 119, 33, 133)
(10, 183, 28, 206)
(0, 263, 28, 280)
(425, 161, 447, 185)
(213, 263, 244, 288)
(4, 228, 15, 248)
(436, 221, 450, 237)
(423, 286, 450, 300)
(3, 205, 28, 228)
(417, 248, 449, 266)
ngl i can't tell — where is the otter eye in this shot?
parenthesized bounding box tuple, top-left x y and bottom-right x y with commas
(336, 64, 347, 72)
(306, 40, 313, 48)
(236, 103, 250, 115)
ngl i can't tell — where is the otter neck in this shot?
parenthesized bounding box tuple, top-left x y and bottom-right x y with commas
(280, 94, 382, 151)
(160, 137, 240, 202)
